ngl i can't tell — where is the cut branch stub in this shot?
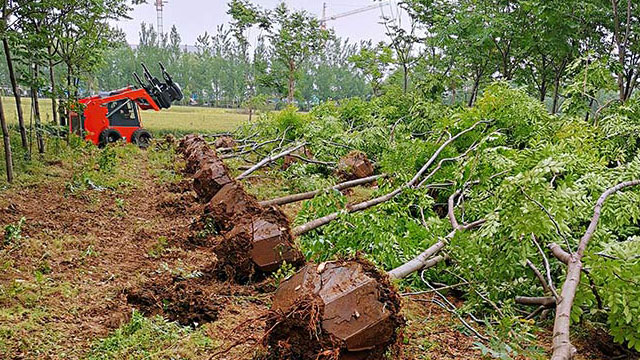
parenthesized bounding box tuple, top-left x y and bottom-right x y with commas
(204, 181, 262, 232)
(336, 150, 374, 181)
(267, 259, 404, 359)
(214, 206, 304, 282)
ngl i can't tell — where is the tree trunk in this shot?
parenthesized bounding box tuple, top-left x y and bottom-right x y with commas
(259, 174, 385, 207)
(539, 80, 547, 103)
(48, 48, 58, 125)
(62, 65, 73, 127)
(388, 233, 450, 279)
(236, 142, 307, 180)
(288, 60, 295, 104)
(3, 37, 28, 148)
(403, 64, 408, 93)
(552, 76, 561, 114)
(550, 180, 640, 360)
(468, 71, 482, 107)
(584, 98, 594, 123)
(551, 59, 568, 115)
(31, 65, 44, 154)
(0, 97, 13, 183)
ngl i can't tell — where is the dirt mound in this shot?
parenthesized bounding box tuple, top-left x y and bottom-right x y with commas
(336, 151, 374, 180)
(264, 258, 404, 359)
(157, 191, 199, 215)
(126, 275, 220, 326)
(204, 181, 263, 232)
(165, 178, 193, 194)
(214, 135, 237, 149)
(213, 206, 304, 283)
(192, 157, 234, 202)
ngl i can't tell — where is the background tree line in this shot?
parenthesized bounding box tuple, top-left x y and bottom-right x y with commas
(391, 0, 639, 111)
(94, 20, 371, 110)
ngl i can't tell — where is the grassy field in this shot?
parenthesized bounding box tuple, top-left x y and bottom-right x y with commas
(1, 96, 248, 133)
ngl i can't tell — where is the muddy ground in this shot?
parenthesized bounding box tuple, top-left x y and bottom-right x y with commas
(0, 147, 625, 359)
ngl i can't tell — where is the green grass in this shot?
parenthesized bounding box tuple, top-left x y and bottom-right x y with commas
(1, 96, 247, 134)
(86, 310, 216, 359)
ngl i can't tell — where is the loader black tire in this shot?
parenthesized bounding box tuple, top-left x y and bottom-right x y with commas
(98, 129, 122, 148)
(132, 129, 152, 149)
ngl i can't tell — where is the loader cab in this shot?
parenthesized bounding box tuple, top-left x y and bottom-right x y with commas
(106, 99, 141, 127)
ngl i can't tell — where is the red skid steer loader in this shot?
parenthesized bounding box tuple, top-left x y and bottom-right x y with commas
(69, 63, 183, 147)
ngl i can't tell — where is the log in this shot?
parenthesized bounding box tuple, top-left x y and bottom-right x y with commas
(551, 180, 640, 360)
(259, 174, 386, 207)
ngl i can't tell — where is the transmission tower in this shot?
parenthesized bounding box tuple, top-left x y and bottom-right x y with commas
(155, 0, 167, 35)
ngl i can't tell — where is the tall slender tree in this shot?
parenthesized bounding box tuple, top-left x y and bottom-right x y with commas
(1, 0, 27, 148)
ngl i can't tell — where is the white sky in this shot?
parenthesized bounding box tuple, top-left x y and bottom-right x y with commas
(113, 0, 405, 46)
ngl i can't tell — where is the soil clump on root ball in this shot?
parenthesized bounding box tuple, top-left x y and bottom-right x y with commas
(192, 157, 234, 202)
(263, 258, 404, 360)
(213, 206, 304, 283)
(336, 151, 374, 181)
(180, 136, 217, 175)
(214, 135, 237, 149)
(203, 181, 263, 232)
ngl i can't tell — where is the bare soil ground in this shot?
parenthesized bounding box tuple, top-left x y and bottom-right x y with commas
(0, 149, 627, 359)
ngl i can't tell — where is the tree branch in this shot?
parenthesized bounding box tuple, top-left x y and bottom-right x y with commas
(551, 180, 640, 360)
(236, 142, 307, 180)
(292, 121, 489, 236)
(259, 174, 385, 207)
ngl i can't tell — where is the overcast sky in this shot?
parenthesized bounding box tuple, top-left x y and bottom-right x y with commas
(114, 0, 403, 46)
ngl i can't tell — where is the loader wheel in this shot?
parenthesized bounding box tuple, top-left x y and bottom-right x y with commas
(98, 129, 122, 148)
(132, 129, 152, 149)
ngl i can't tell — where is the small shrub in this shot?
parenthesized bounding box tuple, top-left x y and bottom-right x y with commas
(272, 261, 296, 287)
(3, 217, 26, 248)
(98, 146, 118, 173)
(148, 237, 169, 259)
